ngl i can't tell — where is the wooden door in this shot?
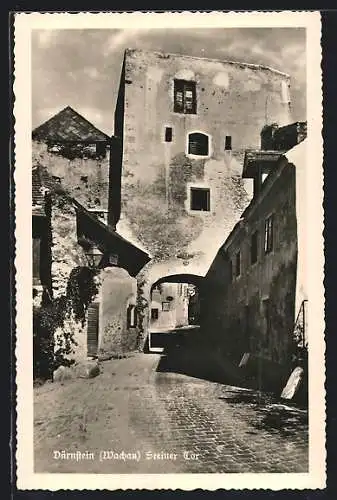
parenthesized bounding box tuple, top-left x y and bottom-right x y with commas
(87, 302, 99, 357)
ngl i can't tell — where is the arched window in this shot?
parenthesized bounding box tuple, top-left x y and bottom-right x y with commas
(188, 132, 209, 156)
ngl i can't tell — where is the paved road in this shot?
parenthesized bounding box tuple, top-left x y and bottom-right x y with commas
(34, 353, 308, 473)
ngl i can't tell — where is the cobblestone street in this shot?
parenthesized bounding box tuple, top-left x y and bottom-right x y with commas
(34, 353, 308, 473)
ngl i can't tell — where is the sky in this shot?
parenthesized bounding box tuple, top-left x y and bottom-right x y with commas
(32, 28, 306, 136)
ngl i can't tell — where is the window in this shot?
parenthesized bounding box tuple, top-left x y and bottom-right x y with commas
(165, 127, 173, 142)
(264, 214, 274, 254)
(127, 304, 137, 328)
(188, 132, 209, 156)
(174, 79, 197, 114)
(162, 302, 170, 312)
(190, 187, 210, 211)
(33, 238, 41, 285)
(96, 143, 106, 158)
(151, 308, 159, 321)
(235, 251, 241, 277)
(225, 136, 232, 150)
(262, 298, 271, 343)
(250, 231, 258, 264)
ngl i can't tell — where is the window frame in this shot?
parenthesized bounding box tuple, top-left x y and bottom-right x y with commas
(162, 301, 170, 312)
(264, 214, 274, 254)
(235, 250, 241, 278)
(225, 135, 232, 151)
(151, 308, 159, 321)
(190, 187, 211, 212)
(250, 230, 258, 265)
(187, 131, 210, 157)
(164, 126, 173, 143)
(174, 79, 197, 114)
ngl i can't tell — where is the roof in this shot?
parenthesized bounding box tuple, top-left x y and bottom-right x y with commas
(32, 106, 111, 143)
(32, 164, 151, 275)
(242, 150, 283, 178)
(125, 48, 290, 78)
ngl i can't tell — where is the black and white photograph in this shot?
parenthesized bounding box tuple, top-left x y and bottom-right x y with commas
(14, 11, 325, 490)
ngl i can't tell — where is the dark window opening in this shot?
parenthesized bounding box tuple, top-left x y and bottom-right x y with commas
(127, 304, 137, 328)
(251, 230, 258, 264)
(225, 135, 232, 150)
(188, 132, 209, 156)
(165, 127, 173, 142)
(262, 298, 271, 344)
(235, 251, 241, 277)
(33, 238, 41, 285)
(96, 143, 106, 158)
(190, 187, 210, 211)
(80, 175, 88, 183)
(151, 308, 159, 321)
(264, 214, 274, 254)
(52, 175, 61, 183)
(174, 79, 197, 114)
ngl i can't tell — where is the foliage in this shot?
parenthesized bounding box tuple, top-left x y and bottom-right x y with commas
(34, 266, 99, 378)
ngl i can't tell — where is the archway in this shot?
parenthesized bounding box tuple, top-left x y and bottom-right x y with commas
(148, 274, 203, 353)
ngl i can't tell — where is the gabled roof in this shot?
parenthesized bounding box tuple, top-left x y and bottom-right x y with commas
(32, 165, 151, 275)
(32, 106, 110, 143)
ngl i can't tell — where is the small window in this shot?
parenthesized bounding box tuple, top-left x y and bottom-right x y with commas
(264, 214, 274, 254)
(251, 231, 258, 264)
(162, 302, 170, 312)
(96, 143, 106, 158)
(235, 251, 241, 277)
(188, 132, 209, 156)
(262, 298, 271, 341)
(151, 308, 159, 321)
(190, 187, 210, 211)
(165, 127, 173, 142)
(174, 79, 197, 114)
(127, 305, 137, 328)
(225, 136, 232, 150)
(33, 238, 41, 285)
(80, 175, 88, 183)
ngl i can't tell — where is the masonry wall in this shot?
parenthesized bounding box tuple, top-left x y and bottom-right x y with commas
(113, 49, 292, 292)
(33, 140, 110, 213)
(150, 283, 189, 330)
(202, 162, 297, 377)
(99, 266, 138, 355)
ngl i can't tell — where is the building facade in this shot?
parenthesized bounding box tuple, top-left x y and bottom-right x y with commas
(32, 165, 150, 378)
(33, 106, 111, 224)
(202, 126, 307, 390)
(109, 48, 293, 333)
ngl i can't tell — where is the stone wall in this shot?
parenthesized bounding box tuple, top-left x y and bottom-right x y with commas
(99, 266, 138, 355)
(33, 140, 109, 212)
(112, 49, 292, 297)
(49, 192, 89, 361)
(202, 162, 297, 376)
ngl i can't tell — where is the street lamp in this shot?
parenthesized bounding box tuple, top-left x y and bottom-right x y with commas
(84, 245, 103, 269)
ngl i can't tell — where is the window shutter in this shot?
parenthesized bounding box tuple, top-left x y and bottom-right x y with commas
(87, 302, 99, 357)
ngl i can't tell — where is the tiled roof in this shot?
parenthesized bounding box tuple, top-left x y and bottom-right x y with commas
(32, 106, 111, 143)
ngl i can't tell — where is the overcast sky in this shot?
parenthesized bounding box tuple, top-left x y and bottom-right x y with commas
(32, 28, 306, 136)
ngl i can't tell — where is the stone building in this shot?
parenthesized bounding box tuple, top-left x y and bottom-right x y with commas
(109, 48, 293, 340)
(201, 123, 307, 390)
(150, 282, 190, 331)
(33, 106, 111, 223)
(32, 164, 150, 375)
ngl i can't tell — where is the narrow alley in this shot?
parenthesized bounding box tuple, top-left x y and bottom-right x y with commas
(34, 352, 308, 474)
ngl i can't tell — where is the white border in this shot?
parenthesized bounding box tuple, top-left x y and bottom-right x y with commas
(14, 10, 325, 490)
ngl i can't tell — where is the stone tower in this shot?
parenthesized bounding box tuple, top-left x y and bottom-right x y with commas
(109, 48, 292, 291)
